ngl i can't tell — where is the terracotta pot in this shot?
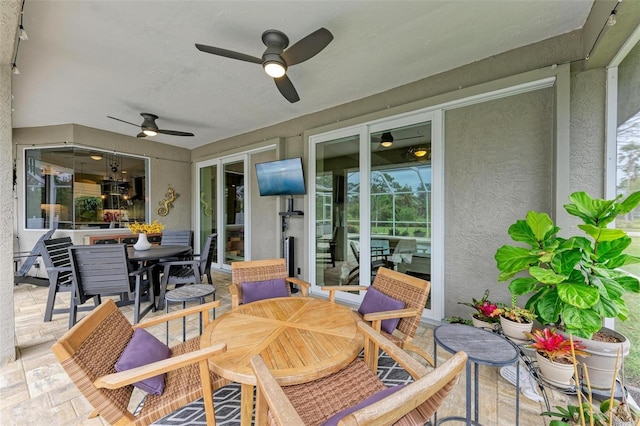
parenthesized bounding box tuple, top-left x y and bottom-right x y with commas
(470, 314, 498, 330)
(499, 316, 533, 341)
(535, 352, 575, 386)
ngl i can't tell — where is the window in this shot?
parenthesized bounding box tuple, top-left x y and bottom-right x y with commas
(24, 147, 148, 230)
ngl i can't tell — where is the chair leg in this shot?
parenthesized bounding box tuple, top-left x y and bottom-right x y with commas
(157, 274, 168, 310)
(68, 286, 78, 330)
(43, 273, 59, 322)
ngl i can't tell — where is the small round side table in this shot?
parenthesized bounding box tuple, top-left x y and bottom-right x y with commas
(164, 284, 216, 344)
(434, 324, 520, 426)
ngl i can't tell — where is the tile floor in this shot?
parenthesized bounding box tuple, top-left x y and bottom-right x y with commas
(2, 270, 576, 425)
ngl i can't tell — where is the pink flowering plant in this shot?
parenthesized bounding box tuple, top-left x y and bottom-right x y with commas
(525, 327, 588, 363)
(458, 289, 501, 324)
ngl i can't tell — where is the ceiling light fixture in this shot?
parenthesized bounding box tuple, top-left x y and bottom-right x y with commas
(408, 146, 430, 158)
(607, 10, 617, 26)
(263, 61, 286, 78)
(90, 154, 102, 161)
(12, 63, 20, 75)
(380, 132, 394, 148)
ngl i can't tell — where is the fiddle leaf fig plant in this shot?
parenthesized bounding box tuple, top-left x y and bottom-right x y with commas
(495, 191, 640, 339)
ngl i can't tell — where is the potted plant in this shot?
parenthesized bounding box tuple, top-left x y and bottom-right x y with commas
(495, 297, 535, 341)
(525, 327, 588, 386)
(495, 191, 640, 388)
(458, 289, 501, 329)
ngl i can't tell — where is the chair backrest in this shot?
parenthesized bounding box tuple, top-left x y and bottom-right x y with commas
(15, 229, 55, 276)
(231, 258, 290, 303)
(161, 230, 193, 247)
(52, 299, 135, 424)
(42, 237, 74, 286)
(371, 267, 430, 340)
(349, 240, 360, 263)
(68, 245, 132, 305)
(199, 233, 217, 275)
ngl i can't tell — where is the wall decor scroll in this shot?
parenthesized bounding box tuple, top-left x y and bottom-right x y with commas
(157, 187, 180, 216)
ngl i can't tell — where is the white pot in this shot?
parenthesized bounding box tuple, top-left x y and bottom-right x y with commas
(500, 316, 533, 341)
(559, 328, 630, 390)
(133, 233, 152, 251)
(535, 352, 575, 386)
(471, 314, 498, 330)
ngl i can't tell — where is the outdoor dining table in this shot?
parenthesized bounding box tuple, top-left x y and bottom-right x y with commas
(200, 296, 364, 426)
(126, 244, 192, 297)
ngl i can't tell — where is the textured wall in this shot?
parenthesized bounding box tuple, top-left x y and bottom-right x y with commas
(444, 88, 554, 319)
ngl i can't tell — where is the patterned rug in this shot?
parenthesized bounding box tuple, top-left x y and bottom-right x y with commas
(152, 351, 415, 425)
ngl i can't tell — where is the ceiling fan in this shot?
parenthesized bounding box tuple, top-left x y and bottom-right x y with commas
(195, 27, 333, 103)
(107, 113, 194, 138)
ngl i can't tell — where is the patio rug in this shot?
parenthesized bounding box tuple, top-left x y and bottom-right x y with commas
(152, 351, 416, 425)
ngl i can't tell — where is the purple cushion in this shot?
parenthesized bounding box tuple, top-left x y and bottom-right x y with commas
(358, 287, 405, 334)
(241, 278, 288, 304)
(322, 384, 407, 426)
(114, 328, 170, 395)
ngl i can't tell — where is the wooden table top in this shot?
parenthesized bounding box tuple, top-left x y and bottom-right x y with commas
(201, 297, 364, 386)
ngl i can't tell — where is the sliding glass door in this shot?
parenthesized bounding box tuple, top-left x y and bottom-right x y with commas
(310, 111, 439, 319)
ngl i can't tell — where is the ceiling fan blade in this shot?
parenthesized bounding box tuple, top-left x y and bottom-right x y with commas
(274, 75, 300, 103)
(157, 129, 195, 137)
(136, 132, 146, 138)
(195, 43, 262, 64)
(108, 116, 141, 127)
(281, 28, 333, 66)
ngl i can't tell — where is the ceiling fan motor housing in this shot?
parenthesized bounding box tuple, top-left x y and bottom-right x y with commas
(140, 113, 159, 132)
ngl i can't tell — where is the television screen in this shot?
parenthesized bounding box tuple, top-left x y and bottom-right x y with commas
(255, 158, 306, 196)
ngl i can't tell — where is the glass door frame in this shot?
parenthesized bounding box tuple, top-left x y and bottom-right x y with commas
(195, 153, 249, 272)
(307, 109, 444, 321)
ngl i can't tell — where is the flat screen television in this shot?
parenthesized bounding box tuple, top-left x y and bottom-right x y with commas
(255, 157, 306, 196)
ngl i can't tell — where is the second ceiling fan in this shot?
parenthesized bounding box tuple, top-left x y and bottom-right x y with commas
(107, 113, 194, 138)
(196, 27, 333, 103)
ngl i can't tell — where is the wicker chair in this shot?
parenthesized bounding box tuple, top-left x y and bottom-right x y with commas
(251, 321, 466, 426)
(52, 298, 229, 425)
(322, 267, 433, 370)
(229, 258, 310, 308)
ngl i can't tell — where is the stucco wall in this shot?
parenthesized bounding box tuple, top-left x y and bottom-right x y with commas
(444, 88, 554, 318)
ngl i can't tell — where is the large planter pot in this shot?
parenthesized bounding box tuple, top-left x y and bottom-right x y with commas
(535, 352, 575, 386)
(500, 316, 533, 342)
(470, 314, 498, 330)
(559, 328, 631, 390)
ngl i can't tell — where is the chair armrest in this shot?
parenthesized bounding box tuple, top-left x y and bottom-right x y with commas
(94, 342, 227, 389)
(286, 277, 311, 296)
(128, 264, 155, 277)
(229, 284, 240, 308)
(250, 355, 305, 426)
(46, 265, 72, 274)
(320, 285, 368, 302)
(134, 300, 221, 329)
(362, 308, 420, 322)
(358, 322, 429, 380)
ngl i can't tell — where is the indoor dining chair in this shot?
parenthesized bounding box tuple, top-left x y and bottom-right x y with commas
(251, 321, 466, 426)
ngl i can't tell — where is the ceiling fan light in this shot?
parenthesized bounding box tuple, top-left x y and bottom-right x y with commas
(143, 129, 158, 137)
(264, 61, 286, 78)
(380, 132, 394, 148)
(90, 154, 103, 161)
(380, 140, 393, 148)
(413, 148, 428, 158)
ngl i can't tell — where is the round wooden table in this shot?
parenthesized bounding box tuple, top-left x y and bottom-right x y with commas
(201, 297, 364, 426)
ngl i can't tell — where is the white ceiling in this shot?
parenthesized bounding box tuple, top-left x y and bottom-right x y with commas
(11, 1, 594, 150)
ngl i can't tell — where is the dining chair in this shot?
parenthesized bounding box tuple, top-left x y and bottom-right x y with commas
(52, 298, 229, 426)
(323, 267, 434, 370)
(251, 321, 466, 426)
(156, 233, 217, 310)
(229, 258, 310, 309)
(160, 229, 193, 247)
(68, 244, 155, 328)
(42, 237, 97, 322)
